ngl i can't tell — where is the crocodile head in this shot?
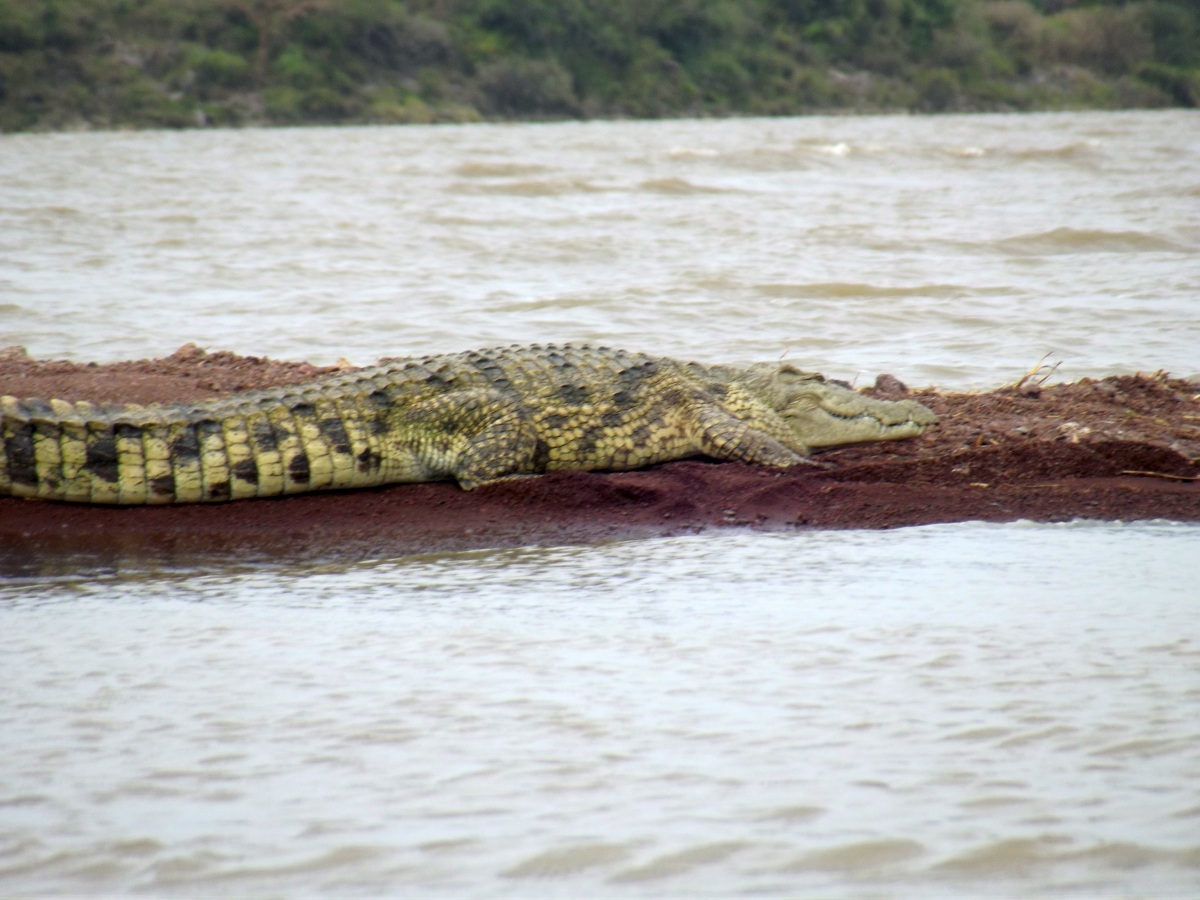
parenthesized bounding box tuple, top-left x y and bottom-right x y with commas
(745, 362, 937, 451)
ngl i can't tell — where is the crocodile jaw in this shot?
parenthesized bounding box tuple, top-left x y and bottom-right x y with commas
(749, 362, 937, 451)
(783, 392, 937, 449)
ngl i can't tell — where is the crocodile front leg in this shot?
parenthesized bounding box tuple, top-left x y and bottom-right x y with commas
(691, 400, 830, 469)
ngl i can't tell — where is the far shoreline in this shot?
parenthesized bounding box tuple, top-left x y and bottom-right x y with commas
(4, 105, 1187, 139)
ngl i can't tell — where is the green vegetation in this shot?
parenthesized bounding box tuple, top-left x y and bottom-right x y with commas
(1, 0, 1197, 130)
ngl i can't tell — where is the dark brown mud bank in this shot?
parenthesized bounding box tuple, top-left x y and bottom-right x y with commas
(2, 345, 1198, 566)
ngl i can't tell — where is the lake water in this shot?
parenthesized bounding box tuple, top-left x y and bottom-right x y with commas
(2, 111, 1199, 897)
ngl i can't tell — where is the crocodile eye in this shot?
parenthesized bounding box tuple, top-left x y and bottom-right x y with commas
(781, 393, 822, 414)
(776, 364, 824, 384)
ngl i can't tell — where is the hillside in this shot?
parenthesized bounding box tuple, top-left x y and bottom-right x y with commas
(1, 0, 1197, 131)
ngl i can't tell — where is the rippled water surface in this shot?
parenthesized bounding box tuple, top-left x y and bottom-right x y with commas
(3, 524, 1200, 897)
(2, 110, 1198, 385)
(2, 111, 1200, 896)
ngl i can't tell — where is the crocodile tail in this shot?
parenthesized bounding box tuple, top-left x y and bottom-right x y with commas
(1, 385, 391, 504)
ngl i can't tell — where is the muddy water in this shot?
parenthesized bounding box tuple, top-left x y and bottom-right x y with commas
(3, 523, 1200, 897)
(2, 111, 1197, 385)
(2, 111, 1200, 896)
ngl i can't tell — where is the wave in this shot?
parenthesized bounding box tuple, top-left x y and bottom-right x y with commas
(666, 146, 720, 159)
(933, 836, 1200, 875)
(923, 140, 1103, 165)
(503, 842, 631, 877)
(803, 140, 851, 157)
(1007, 141, 1102, 161)
(782, 838, 926, 873)
(444, 164, 757, 197)
(756, 282, 1000, 300)
(939, 145, 987, 158)
(770, 835, 1200, 879)
(447, 178, 605, 197)
(638, 177, 735, 195)
(996, 227, 1187, 255)
(452, 161, 551, 178)
(794, 139, 887, 157)
(8, 205, 83, 220)
(608, 841, 748, 883)
(723, 142, 896, 171)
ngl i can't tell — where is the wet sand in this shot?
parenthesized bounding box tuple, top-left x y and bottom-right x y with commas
(2, 345, 1197, 562)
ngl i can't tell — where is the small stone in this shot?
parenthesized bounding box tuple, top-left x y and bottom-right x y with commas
(0, 345, 30, 361)
(171, 342, 205, 361)
(874, 373, 909, 396)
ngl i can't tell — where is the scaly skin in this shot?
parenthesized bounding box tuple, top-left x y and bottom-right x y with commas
(0, 344, 936, 504)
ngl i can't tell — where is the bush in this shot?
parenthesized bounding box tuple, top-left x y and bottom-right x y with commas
(274, 44, 323, 89)
(365, 85, 436, 123)
(644, 0, 751, 63)
(113, 74, 195, 128)
(299, 85, 356, 119)
(693, 49, 753, 107)
(188, 46, 251, 90)
(914, 66, 962, 110)
(0, 0, 43, 53)
(368, 15, 454, 71)
(1045, 6, 1152, 76)
(981, 0, 1045, 76)
(1138, 1, 1200, 68)
(1137, 61, 1199, 105)
(477, 56, 578, 115)
(262, 84, 303, 120)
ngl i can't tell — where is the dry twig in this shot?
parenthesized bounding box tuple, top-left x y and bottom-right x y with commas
(1120, 470, 1199, 482)
(1013, 353, 1062, 390)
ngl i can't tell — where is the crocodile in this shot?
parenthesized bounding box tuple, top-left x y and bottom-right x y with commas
(1, 343, 936, 504)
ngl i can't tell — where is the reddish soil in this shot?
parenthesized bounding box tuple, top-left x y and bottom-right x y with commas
(2, 344, 1197, 566)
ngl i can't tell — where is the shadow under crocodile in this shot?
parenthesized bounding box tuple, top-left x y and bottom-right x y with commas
(3, 443, 1198, 575)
